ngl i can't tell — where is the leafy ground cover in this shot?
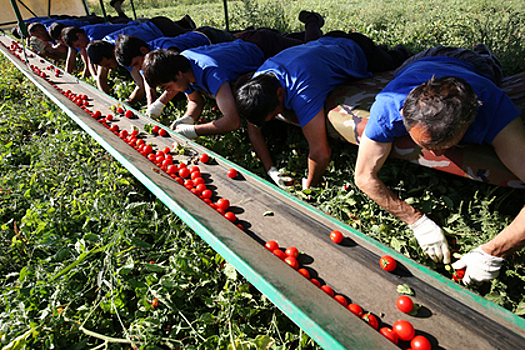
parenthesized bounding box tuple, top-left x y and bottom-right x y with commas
(1, 0, 525, 348)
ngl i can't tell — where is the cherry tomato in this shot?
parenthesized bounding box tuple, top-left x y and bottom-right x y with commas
(273, 249, 286, 260)
(151, 298, 159, 307)
(119, 130, 128, 138)
(297, 268, 310, 279)
(362, 312, 379, 330)
(93, 110, 102, 119)
(224, 212, 236, 223)
(184, 179, 194, 188)
(106, 114, 113, 121)
(285, 246, 299, 259)
(396, 295, 414, 314)
(191, 171, 201, 180)
(152, 125, 160, 134)
(117, 106, 124, 114)
(201, 189, 212, 199)
(330, 230, 344, 244)
(347, 303, 363, 317)
(125, 110, 133, 118)
(227, 168, 237, 178)
(190, 166, 200, 173)
(379, 327, 399, 345)
(143, 145, 153, 155)
(147, 153, 156, 162)
(179, 167, 190, 178)
(158, 128, 167, 137)
(310, 278, 321, 287)
(163, 147, 171, 154)
(200, 153, 210, 163)
(392, 319, 415, 341)
(216, 198, 229, 211)
(379, 255, 397, 272)
(195, 184, 206, 193)
(265, 241, 279, 251)
(166, 164, 178, 175)
(321, 285, 335, 297)
(194, 177, 206, 186)
(334, 295, 348, 307)
(411, 335, 431, 350)
(284, 256, 299, 270)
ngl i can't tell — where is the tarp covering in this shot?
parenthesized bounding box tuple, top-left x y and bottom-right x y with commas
(0, 0, 87, 29)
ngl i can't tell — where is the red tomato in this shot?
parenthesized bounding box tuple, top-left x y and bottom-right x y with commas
(151, 298, 159, 307)
(119, 130, 128, 138)
(147, 153, 156, 162)
(158, 128, 167, 136)
(152, 125, 160, 134)
(334, 295, 348, 307)
(179, 167, 190, 178)
(297, 268, 310, 279)
(184, 179, 194, 188)
(379, 327, 399, 345)
(163, 147, 171, 154)
(162, 159, 173, 167)
(224, 212, 236, 223)
(117, 106, 124, 114)
(284, 256, 299, 270)
(131, 129, 139, 136)
(321, 285, 335, 297)
(200, 153, 210, 163)
(236, 224, 244, 231)
(411, 335, 431, 350)
(106, 114, 113, 121)
(143, 145, 153, 155)
(362, 312, 379, 330)
(227, 168, 237, 178)
(347, 303, 364, 317)
(393, 320, 415, 341)
(190, 166, 200, 173)
(379, 255, 397, 272)
(201, 189, 212, 199)
(330, 230, 344, 244)
(190, 171, 201, 180)
(396, 295, 414, 313)
(273, 249, 286, 260)
(195, 184, 206, 193)
(93, 110, 102, 119)
(216, 198, 230, 211)
(109, 125, 119, 132)
(265, 241, 279, 251)
(285, 246, 299, 259)
(125, 110, 133, 118)
(310, 278, 321, 287)
(166, 164, 178, 175)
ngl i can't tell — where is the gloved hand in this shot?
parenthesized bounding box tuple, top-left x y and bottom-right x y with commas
(175, 124, 197, 139)
(451, 247, 504, 285)
(146, 99, 166, 118)
(29, 37, 46, 53)
(301, 177, 309, 190)
(170, 114, 194, 129)
(409, 215, 451, 264)
(267, 167, 293, 188)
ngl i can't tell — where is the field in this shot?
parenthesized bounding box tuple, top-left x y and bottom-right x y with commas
(1, 0, 525, 349)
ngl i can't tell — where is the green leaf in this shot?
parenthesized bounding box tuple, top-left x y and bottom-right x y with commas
(224, 262, 237, 280)
(515, 301, 525, 316)
(252, 335, 275, 350)
(396, 284, 415, 296)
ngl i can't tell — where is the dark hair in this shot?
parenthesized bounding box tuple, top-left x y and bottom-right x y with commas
(87, 40, 115, 65)
(49, 22, 66, 41)
(403, 76, 480, 146)
(142, 49, 191, 88)
(115, 35, 150, 67)
(235, 73, 281, 127)
(27, 22, 46, 35)
(61, 26, 85, 47)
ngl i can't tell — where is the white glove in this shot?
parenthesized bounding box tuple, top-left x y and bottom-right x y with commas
(170, 114, 194, 129)
(175, 124, 198, 139)
(267, 167, 293, 188)
(409, 215, 451, 264)
(146, 99, 166, 118)
(30, 37, 46, 53)
(301, 177, 309, 190)
(452, 247, 504, 285)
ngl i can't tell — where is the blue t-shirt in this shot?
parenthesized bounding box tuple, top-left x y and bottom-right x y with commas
(181, 40, 265, 96)
(45, 18, 91, 30)
(254, 36, 371, 127)
(83, 22, 135, 42)
(149, 31, 210, 53)
(366, 56, 520, 144)
(102, 21, 163, 45)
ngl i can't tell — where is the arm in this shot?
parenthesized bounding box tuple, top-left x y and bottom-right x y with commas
(126, 67, 146, 105)
(247, 122, 274, 172)
(65, 48, 76, 74)
(96, 66, 110, 94)
(483, 206, 525, 258)
(193, 83, 240, 136)
(301, 109, 332, 188)
(79, 48, 94, 79)
(355, 134, 422, 224)
(492, 116, 525, 183)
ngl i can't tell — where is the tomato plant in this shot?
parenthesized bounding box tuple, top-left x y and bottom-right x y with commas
(396, 295, 414, 314)
(330, 230, 344, 244)
(392, 319, 415, 341)
(380, 255, 397, 272)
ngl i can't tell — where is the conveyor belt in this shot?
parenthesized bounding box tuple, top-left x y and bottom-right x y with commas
(2, 34, 525, 349)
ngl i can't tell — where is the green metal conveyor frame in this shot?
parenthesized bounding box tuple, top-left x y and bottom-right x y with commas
(2, 33, 525, 349)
